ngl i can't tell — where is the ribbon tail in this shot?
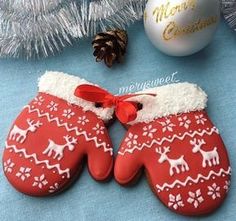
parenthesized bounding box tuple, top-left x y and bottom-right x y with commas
(119, 93, 156, 101)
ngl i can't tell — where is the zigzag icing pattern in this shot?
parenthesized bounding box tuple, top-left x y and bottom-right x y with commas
(25, 105, 113, 155)
(156, 167, 231, 191)
(5, 142, 70, 178)
(118, 126, 219, 155)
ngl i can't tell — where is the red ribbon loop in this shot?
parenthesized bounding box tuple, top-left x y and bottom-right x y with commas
(74, 84, 156, 124)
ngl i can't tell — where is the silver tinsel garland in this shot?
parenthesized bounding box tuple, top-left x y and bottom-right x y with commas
(0, 0, 146, 58)
(0, 0, 234, 58)
(221, 0, 236, 31)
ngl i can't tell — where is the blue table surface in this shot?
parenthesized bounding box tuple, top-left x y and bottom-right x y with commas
(0, 20, 235, 221)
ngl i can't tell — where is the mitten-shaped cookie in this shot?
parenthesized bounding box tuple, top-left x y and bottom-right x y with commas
(3, 71, 114, 196)
(114, 83, 231, 216)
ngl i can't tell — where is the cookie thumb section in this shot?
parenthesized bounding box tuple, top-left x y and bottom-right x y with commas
(87, 144, 113, 181)
(114, 153, 143, 185)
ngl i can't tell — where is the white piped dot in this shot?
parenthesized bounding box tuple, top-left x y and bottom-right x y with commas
(19, 154, 22, 157)
(177, 185, 180, 188)
(222, 174, 225, 177)
(99, 139, 102, 142)
(62, 176, 65, 179)
(30, 159, 33, 162)
(189, 130, 192, 133)
(41, 110, 44, 113)
(198, 129, 201, 131)
(31, 105, 35, 108)
(9, 149, 13, 152)
(166, 188, 169, 191)
(138, 144, 141, 147)
(42, 166, 45, 169)
(50, 115, 53, 118)
(53, 171, 56, 173)
(147, 141, 150, 144)
(88, 133, 91, 136)
(201, 180, 204, 183)
(157, 138, 160, 141)
(189, 183, 192, 186)
(206, 128, 209, 130)
(179, 133, 181, 135)
(79, 128, 82, 131)
(69, 124, 72, 127)
(60, 119, 63, 122)
(157, 190, 161, 193)
(213, 176, 215, 179)
(107, 144, 110, 147)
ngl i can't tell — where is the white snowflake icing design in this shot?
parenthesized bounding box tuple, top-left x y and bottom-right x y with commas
(207, 183, 221, 200)
(77, 116, 89, 125)
(49, 183, 59, 193)
(32, 174, 48, 189)
(3, 159, 15, 173)
(47, 101, 58, 111)
(168, 194, 184, 210)
(142, 125, 157, 138)
(16, 167, 31, 181)
(33, 96, 44, 106)
(92, 123, 105, 135)
(125, 133, 138, 147)
(62, 109, 75, 119)
(223, 180, 231, 193)
(178, 116, 191, 129)
(160, 119, 176, 132)
(187, 189, 204, 208)
(195, 114, 207, 125)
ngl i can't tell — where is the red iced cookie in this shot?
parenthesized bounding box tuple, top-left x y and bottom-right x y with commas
(114, 82, 231, 216)
(3, 71, 114, 196)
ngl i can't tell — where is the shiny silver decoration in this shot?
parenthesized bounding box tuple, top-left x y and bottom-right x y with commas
(222, 0, 236, 31)
(0, 0, 146, 58)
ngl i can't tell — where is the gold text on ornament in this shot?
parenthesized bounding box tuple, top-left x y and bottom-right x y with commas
(144, 10, 147, 22)
(163, 16, 218, 41)
(153, 0, 196, 23)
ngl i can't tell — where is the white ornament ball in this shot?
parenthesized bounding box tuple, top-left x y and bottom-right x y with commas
(144, 0, 220, 56)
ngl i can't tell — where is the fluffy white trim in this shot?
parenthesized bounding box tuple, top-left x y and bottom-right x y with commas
(126, 82, 208, 125)
(38, 71, 114, 122)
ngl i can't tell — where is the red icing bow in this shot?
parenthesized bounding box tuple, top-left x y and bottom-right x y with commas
(74, 84, 156, 124)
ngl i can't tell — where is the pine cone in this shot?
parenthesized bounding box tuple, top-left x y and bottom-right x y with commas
(92, 29, 128, 68)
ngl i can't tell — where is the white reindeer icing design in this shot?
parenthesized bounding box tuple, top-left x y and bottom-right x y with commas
(156, 146, 189, 176)
(43, 135, 77, 160)
(9, 119, 42, 143)
(190, 138, 219, 168)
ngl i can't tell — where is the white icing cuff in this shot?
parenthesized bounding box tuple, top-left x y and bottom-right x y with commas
(38, 71, 114, 122)
(126, 82, 208, 125)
